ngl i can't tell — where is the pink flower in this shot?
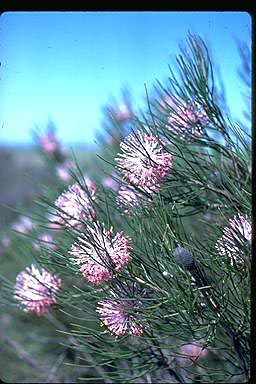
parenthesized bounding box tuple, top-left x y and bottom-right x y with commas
(165, 98, 209, 139)
(11, 216, 35, 234)
(180, 343, 208, 362)
(114, 102, 131, 122)
(82, 175, 97, 194)
(215, 214, 251, 265)
(54, 181, 96, 228)
(97, 291, 146, 337)
(47, 213, 62, 230)
(14, 264, 62, 315)
(32, 233, 57, 251)
(55, 162, 73, 182)
(102, 176, 119, 191)
(40, 132, 60, 155)
(117, 185, 149, 214)
(0, 236, 11, 255)
(69, 222, 131, 285)
(115, 131, 174, 193)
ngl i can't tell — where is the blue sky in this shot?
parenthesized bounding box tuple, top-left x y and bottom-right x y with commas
(0, 11, 251, 147)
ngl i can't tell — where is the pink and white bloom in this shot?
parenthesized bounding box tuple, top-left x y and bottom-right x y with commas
(180, 343, 208, 362)
(32, 233, 57, 251)
(114, 102, 131, 122)
(115, 131, 174, 193)
(102, 176, 119, 191)
(117, 185, 150, 214)
(97, 293, 146, 337)
(14, 264, 62, 315)
(40, 132, 60, 155)
(69, 223, 131, 285)
(11, 216, 35, 234)
(165, 97, 209, 139)
(215, 214, 251, 265)
(47, 212, 62, 230)
(82, 175, 97, 194)
(55, 161, 74, 182)
(54, 181, 96, 227)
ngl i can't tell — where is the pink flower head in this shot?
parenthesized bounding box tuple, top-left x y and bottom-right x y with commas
(40, 132, 60, 155)
(215, 214, 251, 265)
(47, 213, 62, 230)
(55, 161, 74, 182)
(83, 175, 97, 194)
(54, 182, 96, 228)
(14, 264, 62, 315)
(115, 131, 174, 193)
(0, 236, 11, 255)
(114, 102, 131, 122)
(102, 176, 119, 191)
(32, 233, 57, 251)
(180, 343, 208, 362)
(166, 98, 209, 139)
(117, 185, 150, 214)
(97, 291, 146, 337)
(69, 222, 131, 285)
(11, 216, 35, 234)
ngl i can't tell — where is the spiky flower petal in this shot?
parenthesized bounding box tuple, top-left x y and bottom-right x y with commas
(54, 181, 96, 227)
(14, 265, 62, 314)
(69, 223, 131, 285)
(215, 214, 251, 265)
(115, 131, 174, 193)
(40, 132, 60, 155)
(97, 290, 146, 337)
(117, 185, 150, 214)
(166, 98, 209, 139)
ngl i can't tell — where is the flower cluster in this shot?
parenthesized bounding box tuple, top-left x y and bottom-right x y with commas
(115, 131, 174, 193)
(97, 291, 146, 337)
(69, 223, 132, 285)
(113, 102, 131, 122)
(32, 233, 57, 252)
(40, 131, 60, 156)
(54, 181, 96, 228)
(11, 215, 35, 234)
(215, 214, 251, 265)
(165, 97, 209, 139)
(117, 185, 150, 214)
(14, 264, 62, 315)
(102, 174, 119, 191)
(179, 343, 208, 362)
(55, 160, 75, 182)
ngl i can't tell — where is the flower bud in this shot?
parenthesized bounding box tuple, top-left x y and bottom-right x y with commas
(173, 247, 194, 269)
(162, 271, 173, 278)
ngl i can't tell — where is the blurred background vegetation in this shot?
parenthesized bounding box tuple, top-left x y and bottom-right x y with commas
(0, 143, 99, 382)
